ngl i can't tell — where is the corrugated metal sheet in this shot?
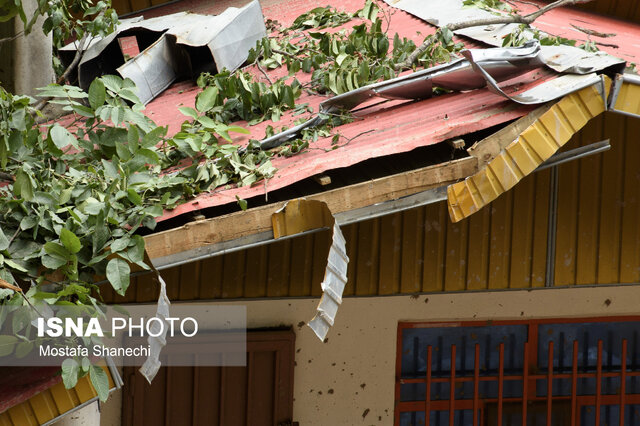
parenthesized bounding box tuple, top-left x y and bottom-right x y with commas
(447, 79, 608, 222)
(0, 366, 115, 426)
(100, 109, 640, 302)
(554, 112, 640, 286)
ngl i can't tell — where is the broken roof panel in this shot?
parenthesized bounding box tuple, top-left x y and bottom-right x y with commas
(383, 0, 627, 74)
(60, 0, 266, 103)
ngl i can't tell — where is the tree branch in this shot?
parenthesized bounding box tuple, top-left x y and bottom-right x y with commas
(396, 0, 595, 70)
(33, 33, 89, 111)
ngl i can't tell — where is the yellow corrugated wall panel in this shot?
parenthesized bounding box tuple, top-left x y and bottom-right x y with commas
(613, 82, 640, 117)
(0, 366, 113, 426)
(554, 112, 640, 286)
(447, 82, 608, 223)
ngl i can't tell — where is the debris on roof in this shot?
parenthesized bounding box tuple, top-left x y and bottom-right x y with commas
(383, 0, 626, 74)
(60, 0, 266, 103)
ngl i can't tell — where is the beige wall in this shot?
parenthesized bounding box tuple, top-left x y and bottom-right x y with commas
(100, 284, 640, 426)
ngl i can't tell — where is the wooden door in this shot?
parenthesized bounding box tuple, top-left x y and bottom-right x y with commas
(122, 330, 295, 426)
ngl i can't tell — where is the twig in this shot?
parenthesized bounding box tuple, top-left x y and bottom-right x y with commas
(8, 228, 20, 245)
(396, 0, 595, 70)
(256, 60, 273, 85)
(0, 31, 24, 45)
(571, 24, 616, 38)
(33, 32, 90, 111)
(0, 172, 14, 182)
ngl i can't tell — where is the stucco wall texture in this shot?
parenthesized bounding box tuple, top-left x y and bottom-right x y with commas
(99, 285, 640, 425)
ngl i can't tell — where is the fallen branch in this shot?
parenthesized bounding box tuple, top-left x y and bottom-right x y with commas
(396, 0, 594, 70)
(571, 24, 616, 38)
(33, 33, 89, 112)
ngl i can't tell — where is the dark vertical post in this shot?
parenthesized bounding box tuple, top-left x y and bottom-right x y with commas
(620, 339, 627, 426)
(450, 344, 456, 426)
(498, 343, 505, 426)
(596, 340, 603, 426)
(426, 345, 433, 426)
(571, 340, 578, 425)
(473, 344, 480, 426)
(547, 341, 554, 425)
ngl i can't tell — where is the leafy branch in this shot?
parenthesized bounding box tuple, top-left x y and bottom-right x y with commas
(396, 0, 595, 70)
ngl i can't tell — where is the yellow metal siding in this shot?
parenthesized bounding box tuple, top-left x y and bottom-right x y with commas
(554, 112, 640, 286)
(0, 367, 115, 426)
(447, 82, 608, 223)
(100, 112, 640, 303)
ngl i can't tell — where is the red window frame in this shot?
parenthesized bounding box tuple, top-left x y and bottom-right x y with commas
(395, 316, 640, 426)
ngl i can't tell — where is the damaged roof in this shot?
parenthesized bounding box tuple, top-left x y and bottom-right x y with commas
(79, 0, 640, 229)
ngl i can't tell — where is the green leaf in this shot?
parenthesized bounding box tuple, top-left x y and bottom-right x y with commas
(110, 236, 130, 253)
(61, 358, 79, 388)
(88, 79, 106, 110)
(0, 226, 9, 251)
(0, 335, 18, 357)
(81, 357, 91, 372)
(127, 188, 142, 206)
(90, 365, 110, 402)
(178, 107, 199, 120)
(106, 258, 130, 296)
(236, 195, 248, 211)
(195, 86, 219, 113)
(14, 169, 34, 201)
(50, 125, 78, 149)
(44, 241, 73, 261)
(60, 228, 82, 254)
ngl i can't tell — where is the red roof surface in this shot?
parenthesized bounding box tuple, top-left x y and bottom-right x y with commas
(130, 0, 639, 222)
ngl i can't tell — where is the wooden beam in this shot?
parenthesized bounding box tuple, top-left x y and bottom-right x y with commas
(143, 157, 477, 260)
(467, 103, 552, 167)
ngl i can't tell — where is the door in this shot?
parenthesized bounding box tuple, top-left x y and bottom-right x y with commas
(122, 329, 295, 426)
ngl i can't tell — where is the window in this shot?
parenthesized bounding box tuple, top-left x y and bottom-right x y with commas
(395, 318, 640, 426)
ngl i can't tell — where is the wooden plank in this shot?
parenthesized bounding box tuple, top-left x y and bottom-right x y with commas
(144, 158, 477, 260)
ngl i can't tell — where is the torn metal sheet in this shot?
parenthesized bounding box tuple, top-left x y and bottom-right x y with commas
(139, 272, 171, 384)
(608, 73, 640, 119)
(61, 0, 266, 103)
(118, 36, 178, 105)
(260, 42, 545, 149)
(447, 77, 609, 222)
(272, 200, 349, 341)
(383, 0, 625, 74)
(462, 46, 605, 104)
